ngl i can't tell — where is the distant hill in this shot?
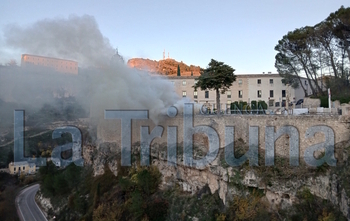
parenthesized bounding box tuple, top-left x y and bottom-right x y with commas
(127, 58, 201, 76)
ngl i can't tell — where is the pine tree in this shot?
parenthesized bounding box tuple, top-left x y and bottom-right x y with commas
(194, 59, 236, 115)
(177, 64, 181, 76)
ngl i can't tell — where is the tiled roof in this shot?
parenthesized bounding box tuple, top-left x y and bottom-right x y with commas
(10, 161, 29, 166)
(10, 161, 35, 167)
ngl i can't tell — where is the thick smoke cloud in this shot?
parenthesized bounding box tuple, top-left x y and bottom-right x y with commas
(0, 15, 188, 126)
(88, 64, 186, 122)
(4, 15, 114, 68)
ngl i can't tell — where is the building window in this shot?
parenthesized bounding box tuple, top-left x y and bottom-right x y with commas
(14, 167, 16, 171)
(238, 90, 243, 98)
(205, 91, 209, 99)
(270, 90, 274, 98)
(238, 79, 242, 85)
(269, 100, 274, 107)
(182, 80, 186, 86)
(227, 91, 231, 98)
(182, 91, 186, 97)
(23, 166, 25, 170)
(282, 90, 286, 98)
(270, 79, 273, 84)
(194, 91, 198, 99)
(257, 79, 261, 84)
(257, 90, 262, 98)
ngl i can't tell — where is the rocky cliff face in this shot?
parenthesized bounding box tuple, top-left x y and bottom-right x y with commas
(87, 114, 350, 219)
(35, 134, 350, 220)
(127, 58, 201, 76)
(36, 190, 54, 218)
(35, 115, 350, 219)
(86, 139, 350, 219)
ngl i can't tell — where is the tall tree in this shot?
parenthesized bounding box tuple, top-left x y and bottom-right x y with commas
(276, 6, 350, 98)
(327, 6, 350, 64)
(194, 59, 236, 115)
(275, 27, 323, 95)
(275, 52, 307, 96)
(275, 28, 315, 95)
(313, 21, 339, 78)
(177, 64, 181, 76)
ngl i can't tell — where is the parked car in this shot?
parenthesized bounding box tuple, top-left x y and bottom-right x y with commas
(296, 99, 304, 105)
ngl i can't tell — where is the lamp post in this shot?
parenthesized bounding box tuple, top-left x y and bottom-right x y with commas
(286, 84, 290, 115)
(328, 88, 331, 111)
(305, 80, 308, 96)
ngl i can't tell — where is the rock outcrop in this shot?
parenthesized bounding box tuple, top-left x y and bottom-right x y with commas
(127, 58, 201, 76)
(36, 190, 54, 218)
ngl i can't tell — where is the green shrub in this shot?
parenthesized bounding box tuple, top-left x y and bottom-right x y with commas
(257, 100, 267, 110)
(64, 163, 82, 190)
(146, 196, 169, 221)
(320, 96, 329, 108)
(230, 101, 249, 114)
(128, 190, 144, 219)
(74, 193, 88, 214)
(53, 173, 69, 195)
(289, 188, 347, 221)
(42, 174, 55, 195)
(317, 95, 350, 108)
(226, 189, 267, 220)
(91, 166, 117, 197)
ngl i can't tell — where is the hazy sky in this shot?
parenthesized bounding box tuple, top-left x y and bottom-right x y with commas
(1, 0, 349, 74)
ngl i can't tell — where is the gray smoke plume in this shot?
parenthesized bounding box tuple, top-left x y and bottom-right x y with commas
(0, 15, 189, 127)
(4, 15, 114, 68)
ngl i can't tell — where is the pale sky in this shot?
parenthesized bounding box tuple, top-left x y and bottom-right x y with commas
(1, 0, 349, 74)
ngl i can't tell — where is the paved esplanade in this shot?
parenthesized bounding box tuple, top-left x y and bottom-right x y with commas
(16, 184, 48, 221)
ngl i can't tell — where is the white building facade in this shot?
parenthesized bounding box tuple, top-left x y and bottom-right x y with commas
(168, 73, 310, 109)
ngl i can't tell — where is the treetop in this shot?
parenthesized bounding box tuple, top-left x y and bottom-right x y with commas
(194, 59, 236, 93)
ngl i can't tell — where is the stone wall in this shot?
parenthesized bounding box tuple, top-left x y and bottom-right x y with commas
(96, 114, 350, 161)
